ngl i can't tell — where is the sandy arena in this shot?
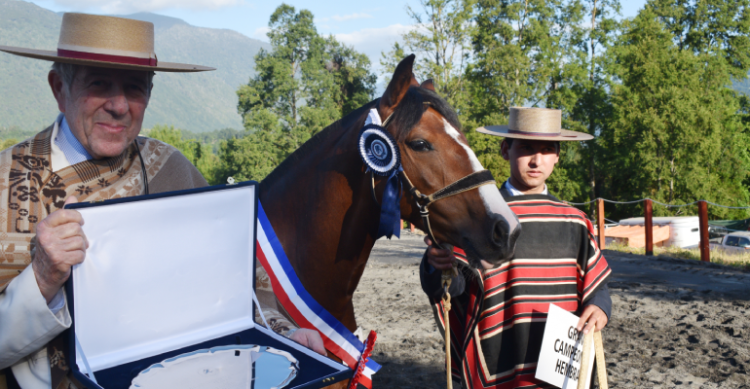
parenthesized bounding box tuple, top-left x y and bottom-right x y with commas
(354, 231, 750, 388)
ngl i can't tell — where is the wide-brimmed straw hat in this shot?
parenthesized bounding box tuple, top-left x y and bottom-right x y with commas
(476, 107, 593, 141)
(0, 13, 214, 73)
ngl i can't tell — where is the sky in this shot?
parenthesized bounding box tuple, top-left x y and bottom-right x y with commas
(26, 0, 650, 77)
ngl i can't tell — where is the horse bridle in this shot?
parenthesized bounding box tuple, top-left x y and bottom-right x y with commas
(370, 101, 497, 389)
(373, 103, 497, 250)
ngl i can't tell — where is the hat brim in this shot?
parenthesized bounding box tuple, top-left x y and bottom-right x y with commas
(476, 125, 594, 141)
(0, 46, 215, 73)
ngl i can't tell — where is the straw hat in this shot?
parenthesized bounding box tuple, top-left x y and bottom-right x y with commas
(0, 13, 214, 72)
(476, 107, 593, 141)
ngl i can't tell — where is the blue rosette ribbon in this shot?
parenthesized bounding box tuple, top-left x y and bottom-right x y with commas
(358, 124, 402, 239)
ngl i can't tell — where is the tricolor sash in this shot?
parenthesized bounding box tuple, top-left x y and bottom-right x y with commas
(255, 201, 381, 387)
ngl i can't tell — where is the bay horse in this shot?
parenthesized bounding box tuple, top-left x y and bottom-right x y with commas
(258, 55, 520, 381)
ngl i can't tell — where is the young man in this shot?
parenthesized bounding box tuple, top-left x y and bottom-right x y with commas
(421, 107, 612, 389)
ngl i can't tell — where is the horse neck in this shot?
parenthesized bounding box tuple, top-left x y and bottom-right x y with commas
(258, 104, 381, 329)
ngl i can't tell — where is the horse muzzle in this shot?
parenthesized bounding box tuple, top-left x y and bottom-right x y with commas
(462, 213, 521, 269)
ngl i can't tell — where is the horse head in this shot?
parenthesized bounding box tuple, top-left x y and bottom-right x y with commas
(376, 55, 521, 269)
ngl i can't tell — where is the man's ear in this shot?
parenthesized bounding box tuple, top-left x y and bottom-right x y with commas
(48, 71, 66, 113)
(500, 139, 511, 161)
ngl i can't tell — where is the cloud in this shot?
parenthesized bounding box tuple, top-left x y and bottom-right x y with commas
(252, 26, 270, 42)
(335, 24, 413, 66)
(317, 12, 373, 23)
(332, 13, 372, 22)
(50, 0, 242, 13)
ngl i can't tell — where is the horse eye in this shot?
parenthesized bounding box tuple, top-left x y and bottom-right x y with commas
(407, 139, 432, 152)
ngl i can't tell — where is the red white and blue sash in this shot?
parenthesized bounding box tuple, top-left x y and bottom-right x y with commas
(255, 201, 381, 388)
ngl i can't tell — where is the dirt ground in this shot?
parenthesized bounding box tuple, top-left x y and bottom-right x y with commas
(354, 231, 750, 388)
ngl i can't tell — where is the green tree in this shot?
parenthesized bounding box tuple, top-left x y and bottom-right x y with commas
(326, 37, 377, 117)
(380, 0, 474, 110)
(236, 4, 323, 150)
(0, 138, 17, 151)
(464, 0, 602, 201)
(231, 4, 376, 182)
(146, 125, 221, 185)
(604, 3, 750, 219)
(215, 131, 285, 183)
(545, 0, 621, 209)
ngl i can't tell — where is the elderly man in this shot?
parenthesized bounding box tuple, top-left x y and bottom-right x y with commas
(0, 13, 323, 389)
(421, 107, 612, 389)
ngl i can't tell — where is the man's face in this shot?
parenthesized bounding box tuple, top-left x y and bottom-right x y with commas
(49, 66, 152, 159)
(501, 139, 560, 193)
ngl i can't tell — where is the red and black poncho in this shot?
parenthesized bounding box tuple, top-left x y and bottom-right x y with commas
(420, 193, 612, 389)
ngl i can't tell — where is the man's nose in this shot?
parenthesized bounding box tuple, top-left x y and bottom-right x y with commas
(104, 87, 129, 117)
(529, 152, 542, 166)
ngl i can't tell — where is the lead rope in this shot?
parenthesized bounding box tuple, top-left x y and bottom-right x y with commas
(442, 268, 454, 389)
(399, 170, 494, 389)
(373, 105, 493, 389)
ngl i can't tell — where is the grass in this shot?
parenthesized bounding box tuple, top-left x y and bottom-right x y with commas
(605, 242, 750, 270)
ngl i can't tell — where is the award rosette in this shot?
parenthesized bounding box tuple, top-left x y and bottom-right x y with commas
(358, 123, 400, 176)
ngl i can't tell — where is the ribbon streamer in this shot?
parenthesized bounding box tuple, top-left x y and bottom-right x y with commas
(362, 108, 403, 240)
(377, 167, 402, 239)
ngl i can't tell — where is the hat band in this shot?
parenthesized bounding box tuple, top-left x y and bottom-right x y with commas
(57, 48, 157, 67)
(508, 129, 562, 136)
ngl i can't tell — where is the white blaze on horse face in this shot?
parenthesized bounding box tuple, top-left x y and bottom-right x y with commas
(442, 119, 520, 232)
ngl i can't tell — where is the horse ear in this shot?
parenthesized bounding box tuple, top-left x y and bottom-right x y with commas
(380, 54, 417, 118)
(420, 79, 436, 92)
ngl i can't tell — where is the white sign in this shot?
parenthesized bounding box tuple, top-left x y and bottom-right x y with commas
(535, 304, 595, 389)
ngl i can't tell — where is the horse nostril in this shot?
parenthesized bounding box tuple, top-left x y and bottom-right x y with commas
(492, 216, 521, 257)
(492, 217, 509, 246)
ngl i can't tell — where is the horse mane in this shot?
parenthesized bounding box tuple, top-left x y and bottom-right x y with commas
(261, 100, 379, 187)
(261, 86, 460, 187)
(388, 86, 461, 141)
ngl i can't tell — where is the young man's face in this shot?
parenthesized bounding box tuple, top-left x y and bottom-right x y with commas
(501, 139, 560, 194)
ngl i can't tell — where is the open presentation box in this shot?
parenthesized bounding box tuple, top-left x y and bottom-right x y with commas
(64, 182, 351, 389)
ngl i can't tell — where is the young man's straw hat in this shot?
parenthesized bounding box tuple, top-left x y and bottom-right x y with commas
(476, 107, 593, 141)
(0, 13, 214, 72)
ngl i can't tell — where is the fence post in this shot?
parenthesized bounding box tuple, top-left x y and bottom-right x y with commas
(597, 198, 605, 250)
(698, 201, 710, 262)
(410, 222, 415, 233)
(645, 199, 653, 256)
(400, 220, 404, 231)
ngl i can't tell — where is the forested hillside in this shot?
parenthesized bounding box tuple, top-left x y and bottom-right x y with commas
(0, 0, 269, 133)
(3, 0, 750, 222)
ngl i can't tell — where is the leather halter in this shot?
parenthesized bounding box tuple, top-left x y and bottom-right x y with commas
(400, 169, 495, 250)
(372, 103, 497, 250)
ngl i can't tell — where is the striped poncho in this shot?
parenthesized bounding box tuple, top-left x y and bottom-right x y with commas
(420, 192, 612, 389)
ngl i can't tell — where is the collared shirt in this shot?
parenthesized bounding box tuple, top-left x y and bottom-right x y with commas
(54, 117, 93, 165)
(503, 179, 548, 196)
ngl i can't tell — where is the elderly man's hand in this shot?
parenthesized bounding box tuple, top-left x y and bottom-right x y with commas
(576, 305, 608, 334)
(424, 236, 456, 271)
(32, 196, 88, 304)
(289, 329, 326, 355)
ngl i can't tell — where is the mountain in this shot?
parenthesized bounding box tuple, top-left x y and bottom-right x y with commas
(0, 0, 270, 133)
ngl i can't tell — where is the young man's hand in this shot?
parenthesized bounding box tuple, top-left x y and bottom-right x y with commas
(576, 305, 608, 334)
(424, 237, 456, 271)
